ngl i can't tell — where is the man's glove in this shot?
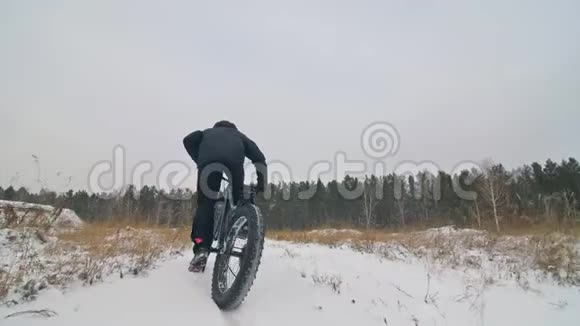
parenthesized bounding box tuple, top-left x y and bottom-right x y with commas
(255, 162, 267, 193)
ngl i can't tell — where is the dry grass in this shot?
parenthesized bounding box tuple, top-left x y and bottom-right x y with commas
(1, 202, 193, 303)
(268, 224, 580, 285)
(268, 228, 404, 245)
(496, 222, 580, 237)
(311, 272, 343, 294)
(53, 223, 190, 283)
(267, 223, 580, 245)
(0, 222, 191, 303)
(0, 228, 45, 301)
(0, 263, 21, 301)
(56, 222, 190, 250)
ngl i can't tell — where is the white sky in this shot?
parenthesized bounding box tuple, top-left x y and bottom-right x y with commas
(1, 0, 579, 192)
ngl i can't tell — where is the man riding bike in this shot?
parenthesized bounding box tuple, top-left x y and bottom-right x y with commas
(183, 120, 267, 272)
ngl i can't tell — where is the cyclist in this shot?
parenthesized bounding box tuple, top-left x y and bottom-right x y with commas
(183, 120, 267, 272)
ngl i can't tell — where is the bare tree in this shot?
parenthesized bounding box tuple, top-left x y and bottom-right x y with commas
(559, 190, 577, 229)
(396, 199, 406, 226)
(361, 177, 379, 229)
(474, 198, 482, 228)
(417, 172, 437, 222)
(394, 175, 409, 226)
(477, 160, 509, 232)
(542, 193, 554, 220)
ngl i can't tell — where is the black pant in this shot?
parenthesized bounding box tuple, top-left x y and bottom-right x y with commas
(191, 162, 244, 253)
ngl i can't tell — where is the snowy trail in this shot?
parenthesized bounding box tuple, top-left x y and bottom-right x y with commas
(2, 241, 579, 326)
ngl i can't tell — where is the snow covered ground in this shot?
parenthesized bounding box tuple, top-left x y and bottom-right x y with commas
(1, 240, 578, 326)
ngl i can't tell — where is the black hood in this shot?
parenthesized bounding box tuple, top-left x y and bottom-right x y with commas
(213, 120, 237, 130)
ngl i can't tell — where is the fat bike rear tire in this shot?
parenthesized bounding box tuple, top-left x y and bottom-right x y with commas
(211, 204, 265, 310)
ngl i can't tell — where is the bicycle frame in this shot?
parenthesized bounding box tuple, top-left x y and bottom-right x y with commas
(211, 176, 236, 254)
(211, 175, 257, 258)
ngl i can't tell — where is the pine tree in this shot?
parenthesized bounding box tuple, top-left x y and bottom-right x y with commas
(4, 186, 16, 201)
(16, 187, 30, 202)
(543, 159, 559, 194)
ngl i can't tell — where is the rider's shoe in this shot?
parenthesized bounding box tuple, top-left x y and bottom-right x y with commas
(188, 247, 209, 273)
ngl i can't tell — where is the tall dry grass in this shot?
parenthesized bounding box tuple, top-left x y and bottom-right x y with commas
(53, 222, 191, 282)
(0, 221, 192, 303)
(267, 221, 580, 244)
(268, 224, 580, 285)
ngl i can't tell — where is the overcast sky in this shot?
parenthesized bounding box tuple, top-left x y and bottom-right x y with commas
(1, 0, 579, 193)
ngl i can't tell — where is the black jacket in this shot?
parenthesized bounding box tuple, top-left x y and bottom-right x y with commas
(183, 126, 267, 184)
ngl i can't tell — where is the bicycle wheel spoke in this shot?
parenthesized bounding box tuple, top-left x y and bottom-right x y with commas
(228, 265, 237, 278)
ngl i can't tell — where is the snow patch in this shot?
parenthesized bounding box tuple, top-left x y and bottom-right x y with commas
(0, 200, 83, 229)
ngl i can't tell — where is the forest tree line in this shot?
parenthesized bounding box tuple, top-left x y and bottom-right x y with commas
(1, 158, 579, 232)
